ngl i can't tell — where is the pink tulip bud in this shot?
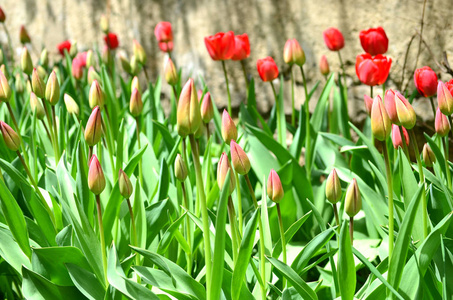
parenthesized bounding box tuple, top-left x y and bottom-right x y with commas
(119, 53, 132, 74)
(230, 140, 251, 175)
(30, 92, 45, 119)
(175, 153, 188, 182)
(371, 95, 391, 141)
(88, 155, 106, 195)
(89, 80, 104, 109)
(164, 57, 178, 86)
(177, 78, 201, 137)
(0, 121, 20, 151)
(0, 69, 11, 102)
(435, 108, 450, 137)
(325, 168, 342, 204)
(437, 81, 453, 115)
(84, 106, 102, 146)
(201, 92, 214, 123)
(422, 143, 436, 167)
(129, 88, 143, 117)
(133, 40, 147, 65)
(267, 169, 284, 203)
(345, 178, 361, 217)
(283, 39, 305, 67)
(364, 94, 373, 116)
(131, 76, 141, 94)
(384, 89, 398, 124)
(319, 55, 330, 76)
(118, 169, 133, 199)
(394, 92, 416, 129)
(217, 152, 236, 195)
(45, 71, 60, 106)
(32, 68, 45, 99)
(221, 109, 237, 145)
(391, 124, 409, 149)
(72, 57, 84, 80)
(85, 50, 94, 68)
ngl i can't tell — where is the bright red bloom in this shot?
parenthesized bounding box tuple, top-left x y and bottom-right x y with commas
(231, 34, 250, 61)
(323, 27, 344, 51)
(154, 21, 173, 43)
(257, 57, 279, 82)
(355, 53, 392, 86)
(57, 40, 71, 56)
(414, 66, 438, 98)
(158, 41, 173, 53)
(359, 27, 388, 56)
(445, 79, 453, 95)
(104, 33, 119, 49)
(0, 7, 5, 23)
(204, 31, 235, 61)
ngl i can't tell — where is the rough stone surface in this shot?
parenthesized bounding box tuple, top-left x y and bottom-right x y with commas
(1, 0, 452, 123)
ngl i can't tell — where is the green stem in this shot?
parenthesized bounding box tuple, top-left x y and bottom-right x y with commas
(337, 51, 346, 88)
(221, 61, 232, 116)
(240, 60, 249, 87)
(228, 196, 239, 264)
(383, 141, 394, 256)
(270, 81, 283, 146)
(51, 106, 61, 162)
(234, 171, 243, 236)
(300, 66, 311, 180)
(290, 66, 295, 127)
(188, 134, 211, 297)
(100, 116, 115, 182)
(2, 23, 14, 65)
(349, 217, 354, 245)
(135, 118, 143, 185)
(181, 182, 192, 275)
(370, 85, 374, 98)
(96, 194, 108, 287)
(333, 203, 340, 227)
(429, 97, 436, 120)
(399, 126, 410, 160)
(443, 137, 452, 190)
(277, 203, 286, 289)
(6, 102, 30, 167)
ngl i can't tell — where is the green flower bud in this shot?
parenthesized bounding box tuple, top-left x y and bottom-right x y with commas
(118, 169, 133, 199)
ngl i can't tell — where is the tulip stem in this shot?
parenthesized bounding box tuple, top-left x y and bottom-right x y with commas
(349, 217, 354, 245)
(228, 196, 239, 264)
(221, 61, 232, 116)
(6, 102, 30, 168)
(135, 117, 143, 186)
(205, 123, 210, 140)
(41, 120, 52, 144)
(126, 196, 139, 268)
(370, 86, 373, 98)
(443, 137, 452, 190)
(181, 182, 192, 276)
(2, 23, 15, 65)
(290, 66, 296, 127)
(100, 117, 116, 182)
(337, 51, 346, 88)
(383, 140, 394, 257)
(96, 194, 108, 287)
(270, 81, 284, 146)
(143, 66, 150, 84)
(300, 66, 311, 180)
(188, 134, 211, 297)
(51, 106, 61, 162)
(88, 146, 93, 165)
(277, 203, 286, 289)
(429, 97, 436, 120)
(333, 203, 340, 227)
(234, 171, 243, 236)
(398, 126, 410, 160)
(240, 60, 249, 87)
(408, 129, 428, 239)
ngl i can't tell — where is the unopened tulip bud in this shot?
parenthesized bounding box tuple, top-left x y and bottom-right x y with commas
(164, 57, 178, 86)
(86, 50, 94, 68)
(131, 76, 141, 94)
(201, 92, 214, 123)
(345, 178, 361, 217)
(118, 169, 133, 199)
(371, 95, 391, 141)
(217, 152, 236, 194)
(64, 94, 79, 115)
(32, 68, 45, 98)
(177, 78, 201, 137)
(0, 7, 5, 23)
(175, 153, 188, 182)
(30, 92, 45, 119)
(19, 25, 31, 44)
(319, 55, 330, 76)
(230, 140, 250, 175)
(395, 92, 416, 129)
(20, 47, 33, 75)
(283, 38, 305, 67)
(37, 66, 47, 81)
(364, 94, 373, 116)
(391, 124, 409, 149)
(0, 69, 11, 102)
(267, 169, 284, 203)
(119, 53, 131, 74)
(422, 143, 436, 167)
(0, 49, 4, 64)
(100, 14, 109, 34)
(88, 155, 106, 195)
(40, 48, 48, 68)
(221, 109, 237, 144)
(437, 81, 453, 115)
(87, 67, 101, 86)
(69, 41, 78, 58)
(0, 65, 6, 79)
(133, 40, 147, 65)
(325, 168, 342, 204)
(89, 80, 104, 109)
(435, 108, 450, 137)
(0, 121, 20, 151)
(85, 106, 102, 146)
(45, 71, 60, 106)
(384, 89, 399, 124)
(15, 73, 24, 94)
(130, 55, 141, 75)
(130, 88, 143, 117)
(101, 46, 111, 65)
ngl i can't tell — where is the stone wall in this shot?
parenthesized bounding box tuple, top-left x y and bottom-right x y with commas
(1, 0, 452, 122)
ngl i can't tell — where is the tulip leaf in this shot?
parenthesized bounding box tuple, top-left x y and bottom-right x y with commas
(338, 220, 356, 300)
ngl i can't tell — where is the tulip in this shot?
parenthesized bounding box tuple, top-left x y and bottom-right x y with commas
(256, 56, 279, 82)
(267, 169, 284, 203)
(319, 55, 330, 76)
(87, 67, 101, 86)
(323, 27, 344, 51)
(88, 155, 106, 195)
(19, 25, 31, 44)
(435, 108, 450, 137)
(164, 57, 178, 86)
(86, 50, 94, 68)
(119, 53, 132, 74)
(158, 41, 173, 53)
(359, 27, 389, 56)
(0, 7, 5, 23)
(283, 38, 305, 66)
(72, 56, 84, 80)
(221, 109, 237, 144)
(129, 88, 143, 117)
(177, 78, 201, 137)
(422, 143, 436, 167)
(20, 47, 33, 75)
(100, 14, 109, 34)
(89, 80, 104, 109)
(40, 49, 48, 68)
(37, 66, 47, 81)
(230, 140, 250, 175)
(15, 73, 25, 94)
(64, 94, 79, 115)
(345, 179, 361, 217)
(325, 168, 342, 204)
(0, 121, 20, 151)
(231, 33, 251, 61)
(118, 169, 133, 199)
(391, 124, 409, 149)
(175, 153, 188, 182)
(394, 91, 416, 129)
(69, 41, 78, 58)
(371, 95, 391, 141)
(204, 31, 236, 61)
(154, 21, 173, 43)
(217, 152, 236, 194)
(101, 46, 111, 65)
(85, 106, 102, 146)
(194, 121, 205, 139)
(355, 53, 392, 86)
(131, 76, 141, 94)
(30, 92, 45, 119)
(130, 55, 141, 75)
(201, 92, 214, 123)
(0, 69, 11, 102)
(384, 89, 398, 123)
(437, 81, 453, 115)
(104, 33, 119, 49)
(57, 40, 71, 56)
(414, 66, 437, 98)
(133, 40, 147, 65)
(364, 94, 373, 116)
(45, 71, 60, 106)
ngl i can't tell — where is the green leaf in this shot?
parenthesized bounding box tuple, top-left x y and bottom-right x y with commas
(338, 220, 356, 300)
(0, 227, 31, 273)
(310, 73, 335, 132)
(272, 211, 312, 258)
(156, 158, 169, 201)
(66, 263, 105, 300)
(157, 212, 187, 254)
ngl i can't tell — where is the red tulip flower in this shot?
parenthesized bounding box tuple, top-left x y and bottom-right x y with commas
(323, 27, 344, 51)
(355, 53, 392, 86)
(57, 40, 71, 56)
(204, 31, 236, 61)
(104, 33, 119, 49)
(359, 27, 389, 56)
(414, 66, 438, 98)
(154, 21, 173, 43)
(231, 33, 250, 61)
(158, 41, 173, 53)
(0, 7, 5, 23)
(257, 57, 279, 82)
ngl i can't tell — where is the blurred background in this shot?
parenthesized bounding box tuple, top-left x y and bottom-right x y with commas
(0, 0, 451, 124)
